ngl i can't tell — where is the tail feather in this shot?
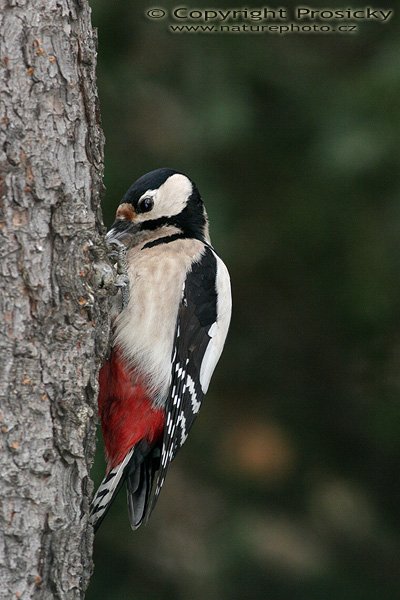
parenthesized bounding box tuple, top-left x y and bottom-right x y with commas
(126, 461, 148, 529)
(90, 441, 161, 532)
(90, 447, 135, 532)
(127, 447, 160, 529)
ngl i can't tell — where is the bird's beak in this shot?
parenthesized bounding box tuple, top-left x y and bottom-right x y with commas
(106, 220, 139, 244)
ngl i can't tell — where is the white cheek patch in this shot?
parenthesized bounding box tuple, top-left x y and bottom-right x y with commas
(158, 174, 193, 217)
(137, 174, 192, 222)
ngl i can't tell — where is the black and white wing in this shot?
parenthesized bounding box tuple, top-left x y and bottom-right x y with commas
(147, 244, 231, 515)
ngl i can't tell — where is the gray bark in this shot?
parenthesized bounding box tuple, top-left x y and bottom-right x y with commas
(0, 1, 109, 598)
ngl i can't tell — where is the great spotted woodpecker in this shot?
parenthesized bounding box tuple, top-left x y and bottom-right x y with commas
(90, 168, 232, 531)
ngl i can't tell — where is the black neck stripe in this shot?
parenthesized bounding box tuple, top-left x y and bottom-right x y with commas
(142, 233, 186, 250)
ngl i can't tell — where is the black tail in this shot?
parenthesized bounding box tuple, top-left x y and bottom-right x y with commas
(126, 446, 160, 529)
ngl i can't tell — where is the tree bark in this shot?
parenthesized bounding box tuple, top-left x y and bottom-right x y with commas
(0, 1, 108, 598)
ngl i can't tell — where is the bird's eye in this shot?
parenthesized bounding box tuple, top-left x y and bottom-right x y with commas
(138, 197, 154, 213)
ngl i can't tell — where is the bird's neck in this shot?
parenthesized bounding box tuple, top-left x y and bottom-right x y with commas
(127, 224, 185, 250)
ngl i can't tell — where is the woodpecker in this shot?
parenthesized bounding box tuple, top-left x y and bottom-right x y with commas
(90, 168, 232, 531)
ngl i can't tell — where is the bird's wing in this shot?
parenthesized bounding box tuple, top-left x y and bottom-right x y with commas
(146, 245, 231, 517)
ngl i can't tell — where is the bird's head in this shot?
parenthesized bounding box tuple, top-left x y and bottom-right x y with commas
(107, 168, 209, 245)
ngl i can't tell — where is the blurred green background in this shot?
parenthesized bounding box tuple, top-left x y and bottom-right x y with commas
(87, 1, 400, 599)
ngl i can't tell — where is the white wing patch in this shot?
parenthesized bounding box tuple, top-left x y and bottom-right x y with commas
(200, 254, 232, 393)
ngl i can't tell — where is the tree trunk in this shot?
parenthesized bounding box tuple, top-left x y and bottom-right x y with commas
(0, 1, 108, 598)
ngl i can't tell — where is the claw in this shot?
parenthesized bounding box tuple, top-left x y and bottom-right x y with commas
(106, 238, 126, 262)
(115, 274, 130, 309)
(106, 239, 130, 310)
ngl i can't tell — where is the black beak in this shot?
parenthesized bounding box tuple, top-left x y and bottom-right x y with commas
(106, 220, 139, 244)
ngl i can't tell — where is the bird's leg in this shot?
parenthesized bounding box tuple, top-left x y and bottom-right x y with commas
(107, 239, 130, 309)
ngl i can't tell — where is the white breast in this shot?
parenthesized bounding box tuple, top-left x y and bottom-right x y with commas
(113, 238, 206, 403)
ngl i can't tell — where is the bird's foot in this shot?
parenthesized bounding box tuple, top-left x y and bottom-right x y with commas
(106, 239, 130, 309)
